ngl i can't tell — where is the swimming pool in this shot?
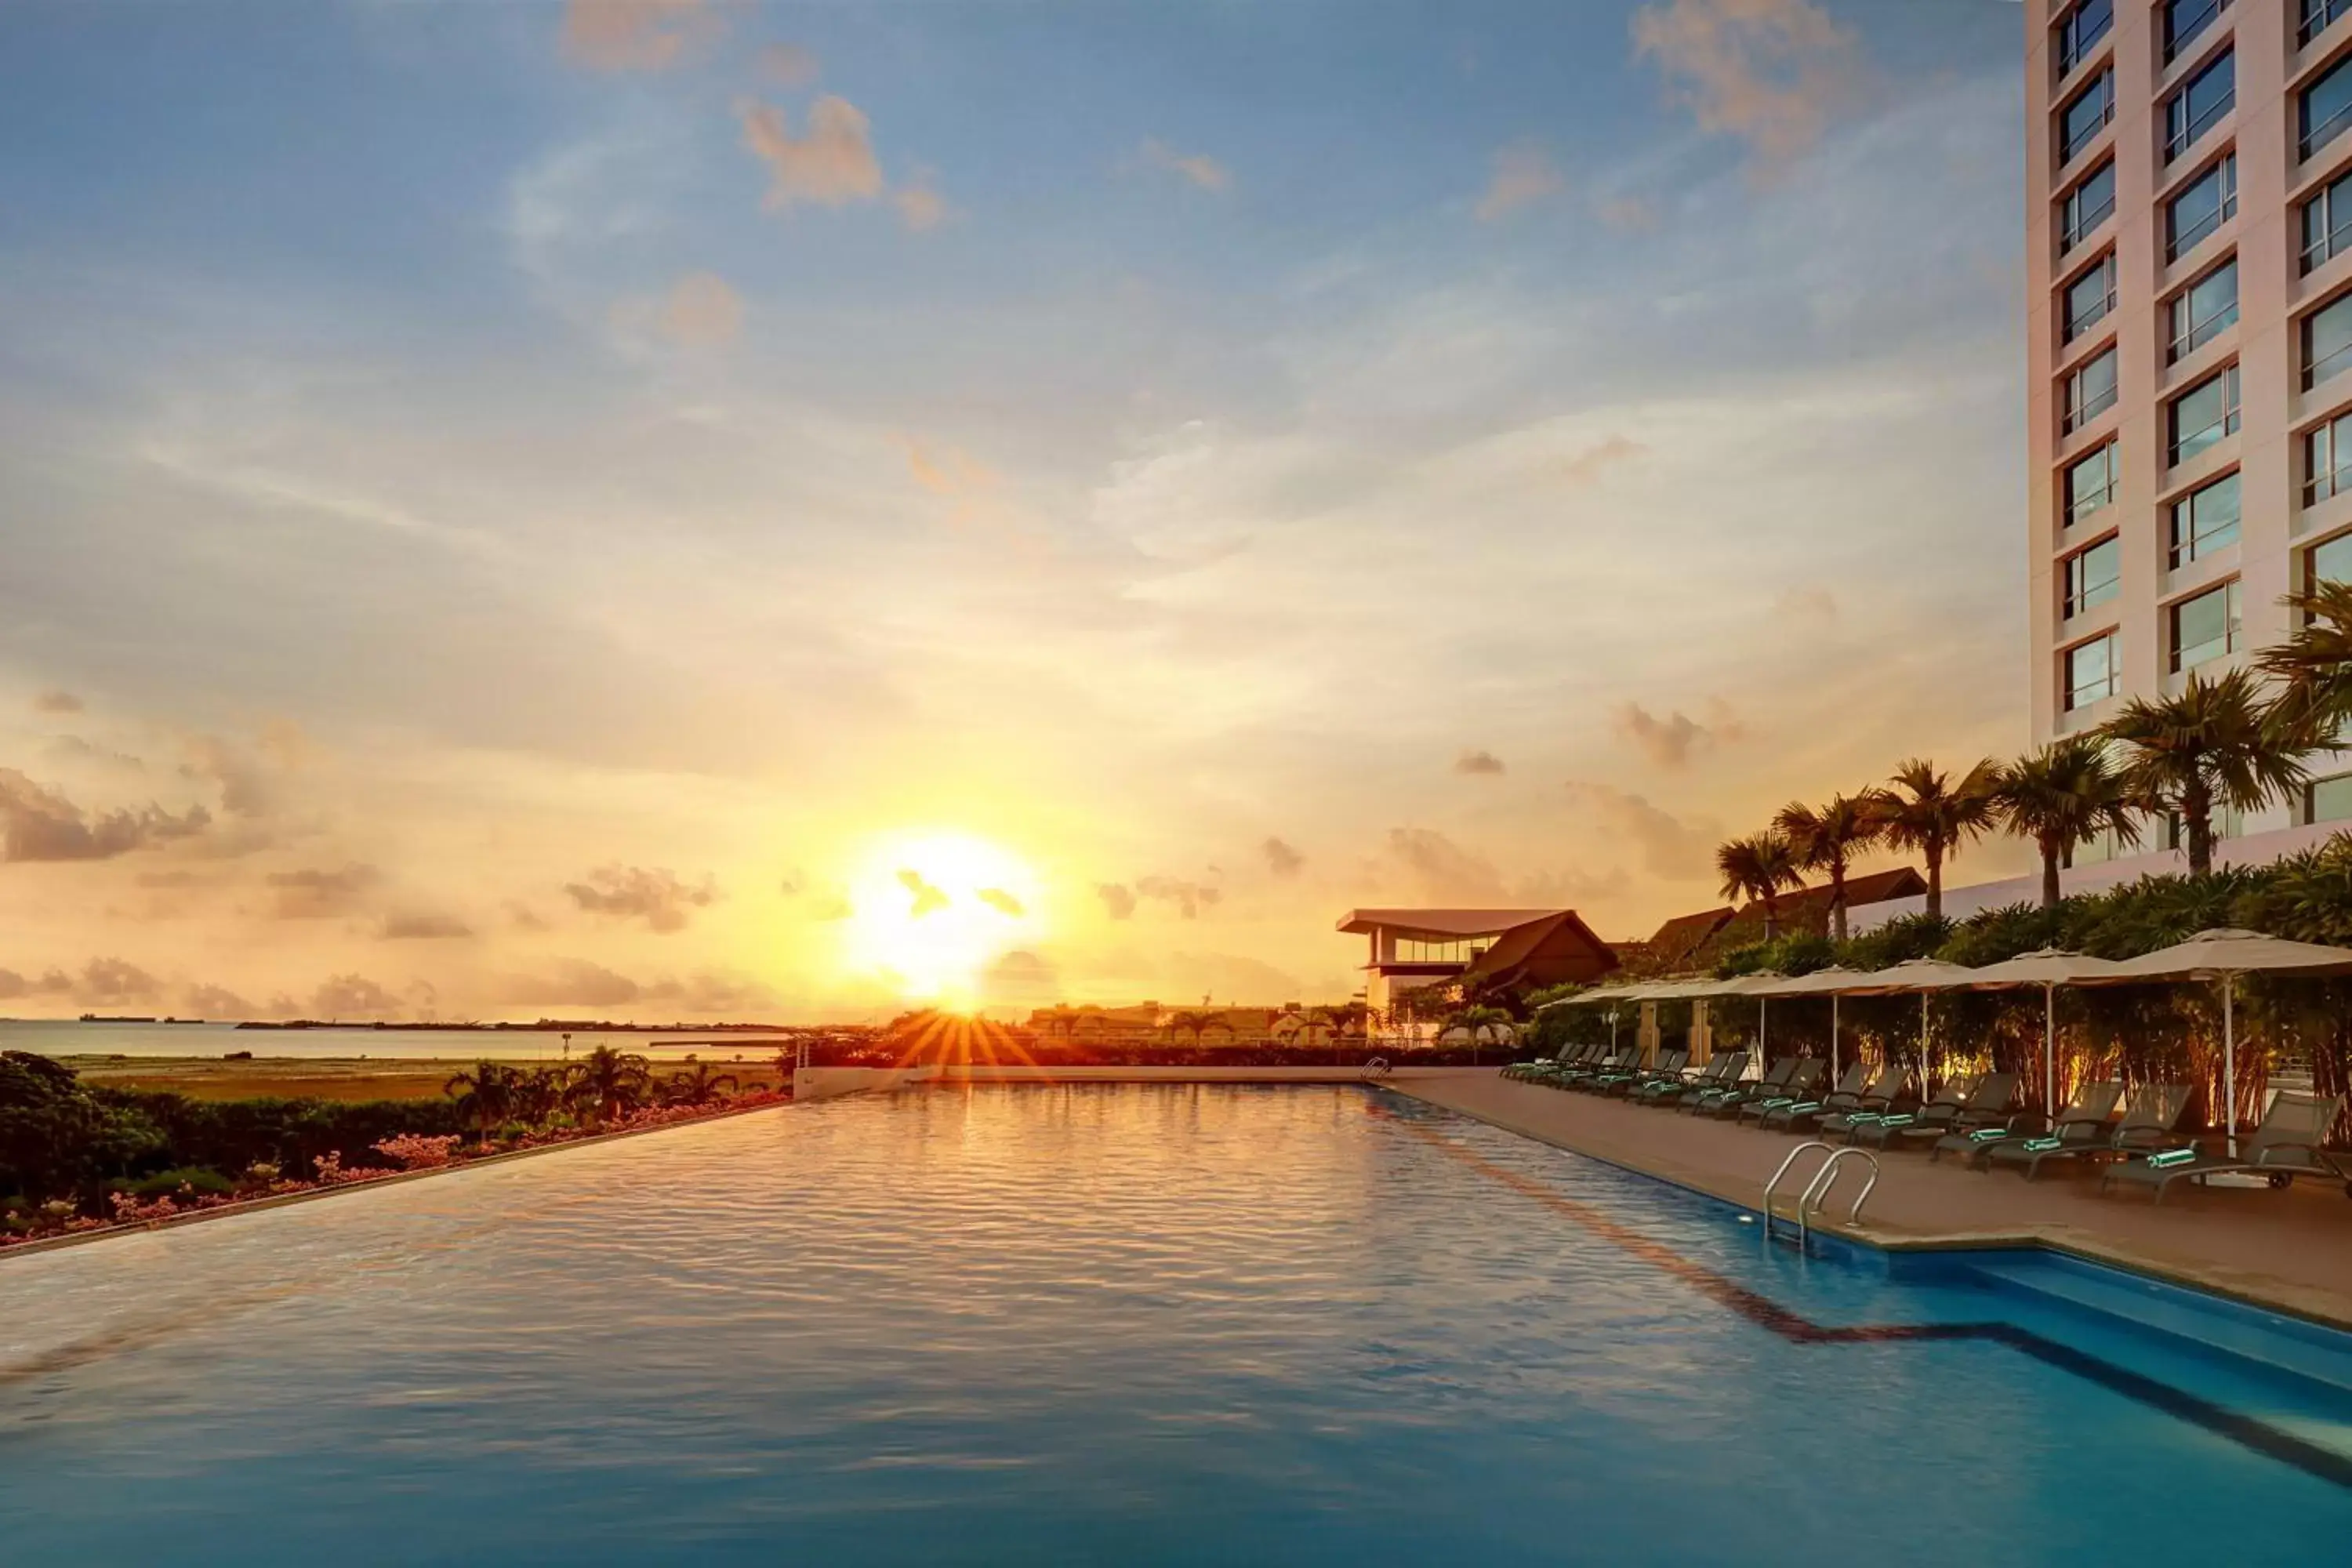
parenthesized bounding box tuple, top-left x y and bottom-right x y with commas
(3, 1085, 2347, 1563)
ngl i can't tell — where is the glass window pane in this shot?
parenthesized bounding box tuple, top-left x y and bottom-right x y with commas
(2066, 443, 2114, 524)
(2168, 52, 2233, 158)
(2173, 471, 2241, 564)
(2166, 157, 2234, 260)
(2311, 774, 2352, 825)
(2067, 635, 2116, 708)
(2063, 71, 2112, 162)
(2066, 536, 2120, 617)
(2311, 528, 2352, 586)
(2172, 582, 2240, 671)
(2309, 294, 2352, 387)
(2172, 259, 2238, 359)
(2304, 56, 2352, 159)
(2169, 365, 2238, 463)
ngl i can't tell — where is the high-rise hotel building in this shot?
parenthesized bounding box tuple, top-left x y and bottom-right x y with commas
(2028, 0, 2352, 845)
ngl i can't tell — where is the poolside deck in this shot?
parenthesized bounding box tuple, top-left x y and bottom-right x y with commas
(1392, 1070, 2352, 1330)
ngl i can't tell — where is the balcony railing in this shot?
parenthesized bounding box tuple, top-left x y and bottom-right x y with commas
(2303, 0, 2351, 48)
(2168, 85, 2234, 162)
(2067, 379, 2119, 434)
(2170, 0, 2227, 61)
(2170, 296, 2237, 361)
(2310, 334, 2352, 389)
(2062, 190, 2114, 255)
(2061, 96, 2114, 165)
(2304, 94, 2352, 162)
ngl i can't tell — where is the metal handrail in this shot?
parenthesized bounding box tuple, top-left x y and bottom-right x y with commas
(1761, 1142, 1835, 1247)
(1360, 1056, 1392, 1081)
(1797, 1147, 1882, 1233)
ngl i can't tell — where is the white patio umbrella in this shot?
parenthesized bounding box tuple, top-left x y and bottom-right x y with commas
(1952, 948, 2129, 1116)
(2081, 929, 2352, 1156)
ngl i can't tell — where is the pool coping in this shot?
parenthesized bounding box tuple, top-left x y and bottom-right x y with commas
(1381, 1081, 2352, 1338)
(0, 1098, 793, 1261)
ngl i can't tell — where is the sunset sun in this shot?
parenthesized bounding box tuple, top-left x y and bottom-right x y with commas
(839, 830, 1042, 1005)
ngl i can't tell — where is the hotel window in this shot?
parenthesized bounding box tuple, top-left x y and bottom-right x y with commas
(2313, 530, 2352, 590)
(2063, 254, 2117, 343)
(2307, 413, 2352, 505)
(2306, 292, 2352, 389)
(2065, 633, 2118, 710)
(2165, 0, 2223, 61)
(2303, 55, 2352, 161)
(2065, 347, 2119, 434)
(2309, 0, 2352, 48)
(2168, 363, 2238, 466)
(2171, 470, 2241, 566)
(2057, 0, 2113, 75)
(2060, 70, 2114, 165)
(2065, 441, 2118, 527)
(2165, 52, 2234, 162)
(2170, 579, 2242, 672)
(2303, 167, 2352, 274)
(2063, 536, 2121, 619)
(2167, 257, 2238, 362)
(2166, 154, 2236, 261)
(2060, 162, 2115, 256)
(2308, 773, 2352, 825)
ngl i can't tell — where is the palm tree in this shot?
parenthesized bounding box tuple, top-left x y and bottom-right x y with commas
(513, 1064, 571, 1128)
(1037, 1004, 1084, 1043)
(1163, 1008, 1229, 1047)
(443, 1061, 520, 1148)
(1868, 758, 1999, 921)
(1992, 735, 2143, 907)
(566, 1044, 652, 1124)
(1774, 793, 1882, 942)
(1716, 830, 1802, 939)
(2259, 578, 2352, 748)
(2100, 669, 2307, 876)
(1314, 1002, 1366, 1040)
(662, 1059, 740, 1108)
(1443, 1002, 1514, 1065)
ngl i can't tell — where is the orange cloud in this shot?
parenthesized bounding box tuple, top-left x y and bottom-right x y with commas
(1475, 142, 1563, 221)
(560, 0, 722, 73)
(1560, 435, 1647, 486)
(758, 42, 819, 86)
(1632, 0, 1860, 172)
(1454, 750, 1506, 776)
(1261, 837, 1304, 878)
(1141, 139, 1231, 193)
(659, 271, 745, 348)
(564, 865, 718, 932)
(0, 768, 209, 862)
(739, 95, 884, 210)
(33, 688, 82, 714)
(894, 173, 949, 233)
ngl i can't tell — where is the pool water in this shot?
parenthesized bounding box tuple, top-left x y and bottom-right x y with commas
(2, 1085, 2347, 1563)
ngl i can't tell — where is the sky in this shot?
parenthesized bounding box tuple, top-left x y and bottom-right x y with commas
(0, 0, 2038, 1023)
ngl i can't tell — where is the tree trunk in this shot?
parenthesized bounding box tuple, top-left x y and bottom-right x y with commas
(1925, 844, 1944, 922)
(2184, 780, 2214, 876)
(1830, 861, 1849, 942)
(2040, 840, 2063, 909)
(1762, 895, 1778, 940)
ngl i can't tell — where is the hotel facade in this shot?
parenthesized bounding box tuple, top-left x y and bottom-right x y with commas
(2025, 0, 2352, 870)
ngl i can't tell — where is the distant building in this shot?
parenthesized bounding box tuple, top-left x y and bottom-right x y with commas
(1616, 867, 1930, 977)
(1335, 907, 1618, 1013)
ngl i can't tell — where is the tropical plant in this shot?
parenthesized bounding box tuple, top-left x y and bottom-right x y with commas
(442, 1061, 521, 1147)
(513, 1065, 571, 1128)
(662, 1060, 740, 1108)
(1774, 793, 1883, 942)
(1869, 758, 1998, 921)
(1163, 1009, 1230, 1047)
(1037, 1004, 1085, 1042)
(2100, 669, 2307, 876)
(1716, 830, 1802, 939)
(1314, 1002, 1367, 1040)
(1992, 735, 2144, 909)
(564, 1045, 652, 1124)
(2257, 578, 2352, 749)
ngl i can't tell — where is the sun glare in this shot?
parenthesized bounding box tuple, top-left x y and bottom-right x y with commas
(839, 830, 1042, 1006)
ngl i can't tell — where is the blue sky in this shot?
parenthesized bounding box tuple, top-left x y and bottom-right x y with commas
(0, 1, 2038, 1020)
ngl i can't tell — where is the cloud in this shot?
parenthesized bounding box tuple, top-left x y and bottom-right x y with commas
(758, 42, 819, 86)
(1475, 142, 1563, 221)
(1612, 700, 1748, 769)
(0, 967, 74, 1001)
(79, 956, 163, 1005)
(1596, 194, 1664, 233)
(180, 733, 273, 818)
(659, 271, 744, 349)
(893, 172, 949, 232)
(1096, 883, 1138, 921)
(381, 912, 474, 940)
(180, 982, 255, 1018)
(1454, 750, 1506, 776)
(310, 973, 404, 1021)
(1383, 827, 1511, 903)
(645, 970, 780, 1016)
(559, 0, 721, 73)
(502, 957, 644, 1009)
(0, 768, 210, 862)
(976, 886, 1025, 916)
(33, 689, 83, 714)
(1773, 585, 1840, 623)
(1261, 837, 1305, 878)
(1632, 0, 1861, 173)
(1560, 781, 1721, 880)
(1135, 875, 1221, 919)
(1559, 435, 1648, 486)
(564, 865, 718, 932)
(897, 868, 949, 918)
(739, 94, 885, 210)
(507, 902, 554, 933)
(1140, 139, 1231, 193)
(267, 863, 383, 919)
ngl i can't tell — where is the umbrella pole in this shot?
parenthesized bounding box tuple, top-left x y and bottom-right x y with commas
(2044, 982, 2056, 1116)
(2222, 975, 2238, 1160)
(1829, 994, 1838, 1085)
(1919, 992, 1931, 1099)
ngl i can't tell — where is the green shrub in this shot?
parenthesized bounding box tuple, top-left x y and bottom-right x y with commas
(118, 1167, 236, 1200)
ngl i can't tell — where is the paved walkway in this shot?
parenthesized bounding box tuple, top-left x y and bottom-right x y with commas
(1393, 1070, 2352, 1330)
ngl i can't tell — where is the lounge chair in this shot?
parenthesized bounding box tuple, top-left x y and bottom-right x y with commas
(1740, 1058, 1859, 1128)
(1939, 1080, 2122, 1168)
(1766, 1063, 1901, 1134)
(1692, 1055, 1804, 1119)
(1816, 1069, 1919, 1139)
(1507, 1040, 1595, 1083)
(1599, 1047, 1686, 1097)
(1987, 1083, 2192, 1181)
(1555, 1044, 1641, 1091)
(1859, 1073, 2016, 1152)
(2100, 1091, 2350, 1203)
(1837, 1073, 1976, 1146)
(1639, 1051, 1748, 1105)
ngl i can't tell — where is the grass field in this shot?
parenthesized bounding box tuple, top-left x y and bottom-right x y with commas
(59, 1056, 794, 1103)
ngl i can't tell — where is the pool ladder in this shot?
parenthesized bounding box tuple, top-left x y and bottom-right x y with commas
(1360, 1056, 1393, 1082)
(1760, 1142, 1880, 1248)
